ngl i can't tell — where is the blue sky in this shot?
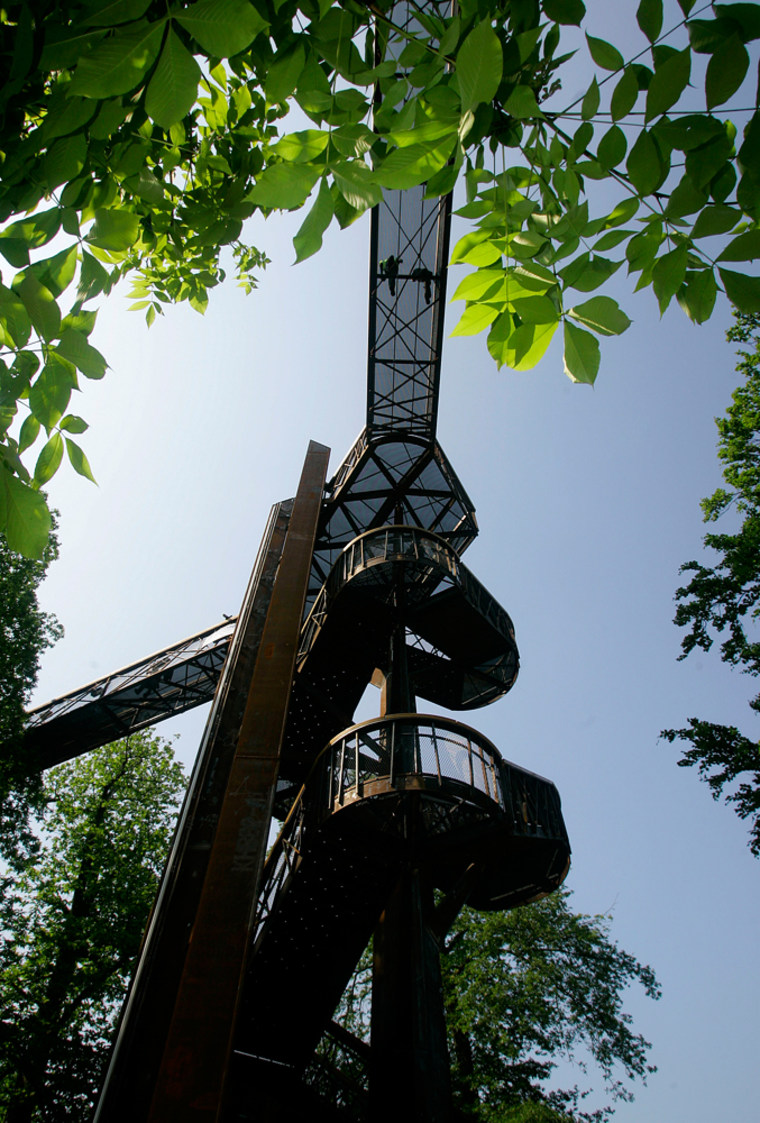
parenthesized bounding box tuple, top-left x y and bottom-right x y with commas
(28, 2, 760, 1117)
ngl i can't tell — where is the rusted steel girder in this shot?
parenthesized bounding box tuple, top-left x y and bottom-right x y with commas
(146, 440, 329, 1122)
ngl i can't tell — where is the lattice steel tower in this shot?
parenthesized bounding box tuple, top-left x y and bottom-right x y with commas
(24, 4, 570, 1119)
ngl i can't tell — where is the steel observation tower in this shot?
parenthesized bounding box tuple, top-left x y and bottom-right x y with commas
(24, 4, 571, 1119)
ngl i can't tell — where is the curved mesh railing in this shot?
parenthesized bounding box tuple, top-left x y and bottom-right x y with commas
(321, 715, 567, 843)
(300, 525, 516, 668)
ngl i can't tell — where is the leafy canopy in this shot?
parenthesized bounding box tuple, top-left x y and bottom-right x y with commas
(663, 311, 760, 856)
(2, 0, 760, 557)
(325, 889, 660, 1121)
(0, 732, 186, 1121)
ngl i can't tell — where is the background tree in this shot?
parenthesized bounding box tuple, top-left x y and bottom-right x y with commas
(327, 888, 660, 1122)
(1, 0, 759, 556)
(663, 311, 760, 855)
(0, 731, 186, 1122)
(0, 518, 61, 865)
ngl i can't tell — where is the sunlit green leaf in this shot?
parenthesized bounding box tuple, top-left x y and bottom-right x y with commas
(375, 138, 454, 189)
(28, 356, 76, 431)
(86, 209, 141, 252)
(676, 268, 717, 322)
(293, 179, 334, 263)
(0, 472, 51, 559)
(568, 295, 632, 335)
(0, 284, 32, 349)
(563, 320, 600, 383)
(34, 432, 64, 486)
(15, 274, 61, 343)
(249, 163, 322, 210)
(177, 0, 268, 56)
(586, 34, 623, 71)
(275, 130, 330, 163)
(69, 21, 164, 97)
(456, 19, 503, 113)
(55, 330, 108, 379)
(65, 438, 97, 483)
(59, 415, 89, 435)
(511, 295, 559, 323)
(43, 135, 88, 189)
(18, 414, 40, 454)
(145, 29, 201, 128)
(450, 302, 500, 336)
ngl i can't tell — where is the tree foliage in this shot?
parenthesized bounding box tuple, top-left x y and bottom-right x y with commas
(663, 310, 760, 855)
(1, 0, 760, 557)
(0, 516, 61, 864)
(330, 889, 660, 1121)
(0, 732, 186, 1122)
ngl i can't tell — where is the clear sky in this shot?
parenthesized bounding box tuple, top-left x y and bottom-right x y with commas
(28, 2, 760, 1118)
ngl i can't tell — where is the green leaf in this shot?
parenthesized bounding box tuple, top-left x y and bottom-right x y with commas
(248, 163, 321, 210)
(456, 19, 503, 113)
(626, 129, 663, 194)
(637, 0, 663, 42)
(706, 33, 750, 108)
(275, 130, 330, 163)
(59, 415, 89, 434)
(652, 243, 688, 313)
(716, 231, 760, 261)
(511, 295, 558, 323)
(43, 135, 88, 190)
(543, 0, 586, 26)
(34, 432, 64, 486)
(610, 68, 639, 120)
(79, 251, 111, 301)
(83, 0, 153, 26)
(581, 78, 600, 121)
(293, 179, 334, 263)
(15, 274, 61, 343)
(29, 356, 76, 431)
(176, 0, 267, 57)
(597, 125, 627, 170)
(450, 303, 500, 336)
(646, 49, 690, 120)
(32, 246, 78, 300)
(691, 205, 743, 237)
(266, 40, 306, 104)
(69, 21, 164, 97)
(145, 29, 201, 128)
(504, 85, 543, 120)
(85, 209, 140, 252)
(568, 295, 631, 335)
(563, 320, 600, 383)
(0, 472, 51, 558)
(18, 414, 40, 454)
(487, 312, 557, 370)
(719, 266, 760, 311)
(586, 34, 623, 71)
(714, 3, 760, 40)
(375, 139, 453, 190)
(65, 438, 97, 483)
(676, 268, 717, 322)
(0, 284, 32, 349)
(55, 330, 108, 379)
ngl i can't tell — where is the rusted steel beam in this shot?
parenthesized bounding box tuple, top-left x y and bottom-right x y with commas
(148, 440, 330, 1123)
(94, 500, 293, 1122)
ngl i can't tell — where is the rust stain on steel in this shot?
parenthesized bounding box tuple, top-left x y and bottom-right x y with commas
(148, 440, 330, 1123)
